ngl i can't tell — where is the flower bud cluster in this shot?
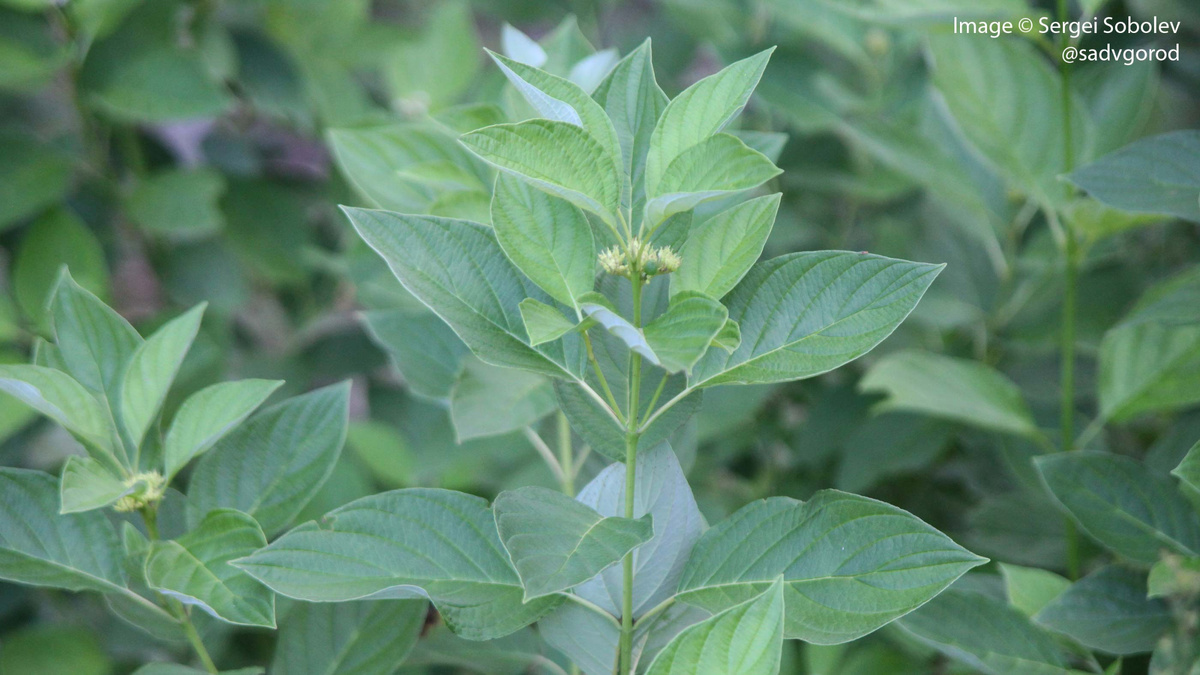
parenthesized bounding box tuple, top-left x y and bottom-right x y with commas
(598, 238, 682, 278)
(114, 471, 167, 513)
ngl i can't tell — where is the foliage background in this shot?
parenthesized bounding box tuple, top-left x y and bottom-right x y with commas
(0, 0, 1198, 672)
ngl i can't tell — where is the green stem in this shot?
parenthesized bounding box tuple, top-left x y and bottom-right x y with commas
(557, 412, 574, 497)
(618, 271, 645, 675)
(141, 505, 217, 673)
(585, 332, 625, 424)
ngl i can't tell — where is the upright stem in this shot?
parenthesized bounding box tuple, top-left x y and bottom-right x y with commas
(141, 505, 218, 673)
(1056, 0, 1082, 581)
(557, 412, 574, 497)
(618, 271, 645, 675)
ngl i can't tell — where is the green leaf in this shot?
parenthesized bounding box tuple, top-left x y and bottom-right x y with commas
(1068, 131, 1200, 223)
(186, 382, 350, 536)
(646, 49, 773, 197)
(593, 40, 669, 219)
(928, 34, 1090, 204)
(82, 43, 232, 122)
(328, 123, 488, 213)
(132, 666, 262, 675)
(488, 50, 621, 166)
(677, 491, 985, 643)
(642, 292, 728, 374)
(0, 468, 127, 593)
(1036, 452, 1200, 563)
(646, 578, 784, 675)
(494, 485, 653, 600)
(1172, 441, 1200, 503)
(1035, 565, 1169, 655)
(492, 175, 595, 311)
(501, 24, 547, 67)
(574, 443, 706, 617)
(125, 168, 225, 239)
(859, 350, 1038, 437)
(999, 563, 1070, 617)
(519, 299, 577, 346)
(50, 268, 143, 401)
(449, 358, 556, 441)
(271, 600, 427, 675)
(162, 378, 283, 481)
(59, 456, 131, 514)
(896, 589, 1086, 675)
(673, 194, 780, 300)
(345, 208, 577, 380)
(233, 488, 562, 640)
(645, 133, 781, 226)
(0, 134, 73, 231)
(362, 309, 468, 400)
(460, 119, 622, 227)
(711, 319, 741, 352)
(691, 252, 944, 388)
(146, 509, 274, 627)
(384, 0, 478, 111)
(120, 304, 205, 449)
(581, 301, 658, 365)
(1121, 264, 1200, 328)
(554, 375, 701, 462)
(1099, 321, 1200, 422)
(0, 364, 115, 462)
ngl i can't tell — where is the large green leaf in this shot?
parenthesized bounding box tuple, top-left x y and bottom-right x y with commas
(1035, 565, 1170, 655)
(859, 350, 1038, 437)
(488, 50, 621, 165)
(50, 269, 143, 402)
(59, 456, 131, 514)
(146, 509, 274, 627)
(1036, 452, 1200, 563)
(384, 0, 478, 112)
(328, 123, 488, 213)
(593, 40, 668, 220)
(645, 133, 781, 226)
(673, 194, 780, 300)
(82, 43, 231, 122)
(120, 304, 205, 450)
(449, 358, 556, 441)
(0, 364, 115, 462)
(491, 175, 595, 311)
(646, 578, 783, 675)
(162, 378, 283, 481)
(574, 444, 707, 618)
(459, 120, 622, 227)
(271, 600, 427, 675)
(361, 309, 468, 400)
(645, 50, 773, 197)
(691, 252, 943, 388)
(345, 209, 576, 380)
(494, 486, 652, 600)
(186, 382, 350, 536)
(642, 292, 728, 374)
(0, 468, 127, 593)
(677, 491, 985, 643)
(1099, 321, 1200, 422)
(1068, 131, 1200, 223)
(928, 34, 1090, 203)
(896, 589, 1087, 675)
(233, 488, 562, 640)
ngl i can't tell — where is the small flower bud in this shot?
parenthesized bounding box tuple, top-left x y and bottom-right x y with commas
(113, 471, 166, 513)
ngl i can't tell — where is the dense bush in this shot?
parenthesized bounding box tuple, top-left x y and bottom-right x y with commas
(0, 0, 1198, 673)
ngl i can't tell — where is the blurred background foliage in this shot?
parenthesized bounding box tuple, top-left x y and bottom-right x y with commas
(0, 0, 1198, 673)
